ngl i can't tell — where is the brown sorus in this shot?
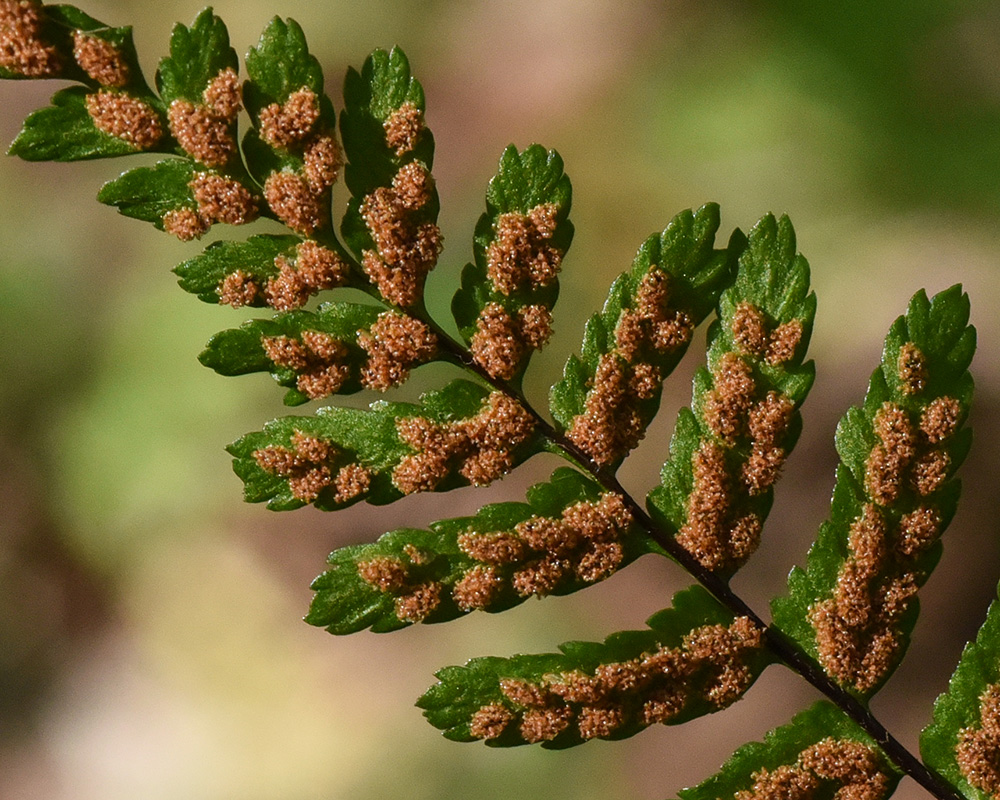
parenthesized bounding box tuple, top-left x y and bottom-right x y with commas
(358, 312, 437, 391)
(73, 31, 128, 87)
(258, 86, 320, 148)
(356, 556, 409, 592)
(168, 98, 234, 166)
(190, 172, 258, 225)
(162, 207, 210, 241)
(217, 269, 259, 307)
(898, 342, 927, 394)
(394, 582, 442, 622)
(452, 565, 503, 611)
(957, 685, 1000, 796)
(264, 170, 324, 235)
(202, 68, 240, 119)
(383, 100, 423, 156)
(468, 704, 513, 740)
(86, 90, 163, 149)
(0, 0, 60, 76)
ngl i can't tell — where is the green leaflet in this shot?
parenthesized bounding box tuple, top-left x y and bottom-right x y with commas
(7, 8, 165, 160)
(154, 9, 251, 188)
(97, 158, 199, 227)
(677, 701, 902, 800)
(241, 17, 339, 196)
(227, 379, 543, 511)
(244, 16, 323, 104)
(772, 286, 975, 698)
(199, 302, 442, 404)
(173, 234, 363, 310)
(174, 234, 302, 303)
(417, 585, 771, 748)
(340, 46, 431, 196)
(155, 9, 238, 104)
(10, 86, 155, 161)
(549, 203, 739, 470)
(306, 467, 654, 633)
(922, 583, 1000, 800)
(451, 144, 573, 388)
(199, 302, 382, 400)
(646, 213, 816, 575)
(98, 157, 260, 239)
(42, 8, 153, 94)
(0, 3, 109, 82)
(338, 47, 440, 308)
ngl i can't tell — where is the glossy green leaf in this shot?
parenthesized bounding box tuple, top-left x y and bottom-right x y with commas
(53, 9, 153, 91)
(772, 285, 975, 697)
(199, 302, 443, 405)
(228, 379, 544, 511)
(175, 231, 365, 306)
(96, 158, 199, 226)
(418, 585, 771, 748)
(340, 46, 430, 194)
(339, 48, 439, 301)
(241, 16, 338, 186)
(244, 16, 324, 112)
(451, 145, 573, 388)
(174, 234, 303, 303)
(307, 467, 654, 633)
(677, 701, 902, 800)
(646, 213, 815, 575)
(922, 583, 1000, 800)
(0, 3, 108, 82)
(155, 8, 237, 103)
(9, 86, 161, 161)
(549, 204, 739, 470)
(6, 7, 163, 159)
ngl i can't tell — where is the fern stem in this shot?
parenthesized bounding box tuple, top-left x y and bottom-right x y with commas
(418, 318, 966, 798)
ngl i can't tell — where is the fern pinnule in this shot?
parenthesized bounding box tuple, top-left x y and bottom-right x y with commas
(773, 286, 974, 698)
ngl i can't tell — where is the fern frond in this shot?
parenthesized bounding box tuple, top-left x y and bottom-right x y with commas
(199, 303, 441, 403)
(0, 6, 982, 798)
(339, 47, 439, 309)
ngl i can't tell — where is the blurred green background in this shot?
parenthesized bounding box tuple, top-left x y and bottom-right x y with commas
(3, 1, 1000, 798)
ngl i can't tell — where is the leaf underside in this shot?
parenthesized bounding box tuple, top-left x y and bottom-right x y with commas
(646, 213, 816, 577)
(452, 144, 573, 388)
(678, 701, 903, 800)
(1, 7, 983, 798)
(772, 285, 975, 698)
(922, 583, 1000, 800)
(418, 586, 772, 749)
(549, 203, 738, 469)
(307, 467, 657, 633)
(228, 379, 543, 511)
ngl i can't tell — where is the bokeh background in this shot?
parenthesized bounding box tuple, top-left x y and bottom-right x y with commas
(3, 1, 1000, 798)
